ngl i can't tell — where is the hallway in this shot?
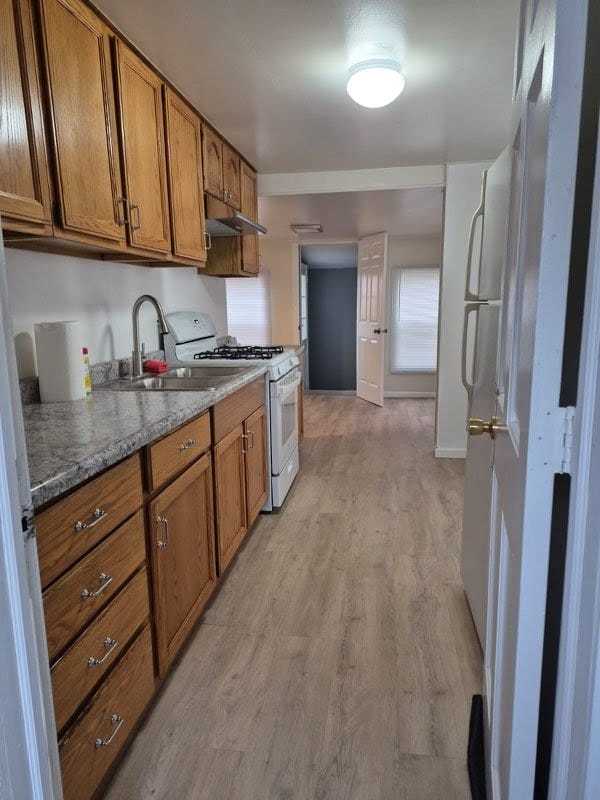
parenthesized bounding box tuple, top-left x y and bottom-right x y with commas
(105, 396, 481, 799)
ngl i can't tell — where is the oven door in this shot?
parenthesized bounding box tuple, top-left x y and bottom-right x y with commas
(270, 367, 301, 475)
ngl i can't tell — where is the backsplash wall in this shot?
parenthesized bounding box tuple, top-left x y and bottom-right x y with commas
(5, 250, 227, 378)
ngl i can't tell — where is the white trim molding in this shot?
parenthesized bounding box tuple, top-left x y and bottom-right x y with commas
(384, 390, 437, 399)
(434, 447, 467, 459)
(258, 164, 446, 197)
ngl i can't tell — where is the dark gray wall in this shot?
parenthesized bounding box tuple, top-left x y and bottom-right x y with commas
(308, 268, 357, 391)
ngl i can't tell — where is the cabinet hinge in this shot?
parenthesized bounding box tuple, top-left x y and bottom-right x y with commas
(556, 406, 576, 475)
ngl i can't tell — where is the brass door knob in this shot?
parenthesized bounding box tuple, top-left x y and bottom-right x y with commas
(467, 416, 507, 439)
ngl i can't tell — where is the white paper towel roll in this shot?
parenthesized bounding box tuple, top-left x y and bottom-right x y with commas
(34, 321, 86, 403)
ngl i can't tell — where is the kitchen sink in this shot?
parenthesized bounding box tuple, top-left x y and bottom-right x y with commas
(102, 365, 253, 392)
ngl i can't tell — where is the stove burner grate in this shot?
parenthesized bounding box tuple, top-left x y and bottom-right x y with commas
(193, 345, 285, 361)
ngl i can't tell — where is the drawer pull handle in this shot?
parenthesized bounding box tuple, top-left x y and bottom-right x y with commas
(74, 508, 107, 532)
(157, 514, 169, 549)
(95, 714, 124, 749)
(129, 202, 142, 231)
(87, 637, 119, 668)
(81, 572, 113, 600)
(179, 438, 197, 452)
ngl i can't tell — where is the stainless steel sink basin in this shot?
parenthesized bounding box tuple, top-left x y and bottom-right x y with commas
(102, 365, 253, 392)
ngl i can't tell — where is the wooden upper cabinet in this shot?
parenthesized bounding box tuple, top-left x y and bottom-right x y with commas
(39, 0, 125, 242)
(115, 41, 171, 254)
(202, 125, 223, 200)
(164, 88, 207, 264)
(240, 161, 259, 274)
(240, 162, 257, 222)
(244, 405, 268, 527)
(222, 142, 241, 210)
(0, 0, 52, 233)
(149, 454, 216, 677)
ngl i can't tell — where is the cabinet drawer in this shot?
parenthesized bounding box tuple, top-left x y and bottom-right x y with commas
(59, 625, 155, 800)
(44, 511, 146, 662)
(213, 379, 264, 443)
(51, 568, 150, 732)
(36, 454, 143, 588)
(148, 413, 211, 491)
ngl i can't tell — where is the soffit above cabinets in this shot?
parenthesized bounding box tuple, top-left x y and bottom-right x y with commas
(94, 0, 519, 173)
(260, 187, 443, 241)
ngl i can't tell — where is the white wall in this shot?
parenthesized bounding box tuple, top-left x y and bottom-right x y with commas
(260, 238, 299, 346)
(385, 236, 442, 397)
(5, 250, 227, 378)
(435, 162, 488, 458)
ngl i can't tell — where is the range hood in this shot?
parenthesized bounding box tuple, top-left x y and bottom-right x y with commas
(205, 196, 267, 237)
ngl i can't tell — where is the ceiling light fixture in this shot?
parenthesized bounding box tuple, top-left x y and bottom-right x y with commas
(346, 59, 406, 109)
(290, 223, 323, 234)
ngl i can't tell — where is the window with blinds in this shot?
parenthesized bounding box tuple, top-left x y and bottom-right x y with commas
(225, 269, 272, 345)
(390, 266, 440, 373)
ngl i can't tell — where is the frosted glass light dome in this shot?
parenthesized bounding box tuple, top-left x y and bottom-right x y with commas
(346, 60, 406, 109)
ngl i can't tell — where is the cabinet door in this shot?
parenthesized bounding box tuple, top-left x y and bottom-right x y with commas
(115, 40, 171, 254)
(202, 126, 223, 200)
(214, 424, 247, 574)
(0, 0, 52, 230)
(222, 142, 241, 210)
(244, 405, 268, 527)
(164, 88, 207, 263)
(150, 454, 216, 677)
(240, 161, 259, 274)
(40, 0, 124, 241)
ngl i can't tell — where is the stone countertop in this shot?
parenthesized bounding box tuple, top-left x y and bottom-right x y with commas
(25, 365, 268, 510)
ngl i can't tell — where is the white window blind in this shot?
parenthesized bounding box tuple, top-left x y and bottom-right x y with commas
(225, 270, 272, 345)
(390, 267, 440, 373)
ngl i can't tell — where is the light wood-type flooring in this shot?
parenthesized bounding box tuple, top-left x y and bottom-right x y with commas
(105, 396, 481, 800)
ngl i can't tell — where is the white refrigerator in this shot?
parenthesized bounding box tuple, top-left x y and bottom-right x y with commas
(461, 146, 512, 650)
(0, 228, 62, 797)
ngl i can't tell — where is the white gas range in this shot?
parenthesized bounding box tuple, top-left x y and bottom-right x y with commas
(163, 311, 301, 511)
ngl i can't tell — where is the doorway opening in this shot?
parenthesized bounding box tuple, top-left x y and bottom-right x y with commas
(300, 244, 358, 393)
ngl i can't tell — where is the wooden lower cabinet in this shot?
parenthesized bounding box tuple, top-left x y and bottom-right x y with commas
(214, 400, 268, 572)
(51, 567, 150, 733)
(43, 510, 146, 662)
(244, 405, 268, 527)
(214, 424, 248, 573)
(39, 402, 269, 798)
(150, 452, 217, 677)
(59, 625, 155, 800)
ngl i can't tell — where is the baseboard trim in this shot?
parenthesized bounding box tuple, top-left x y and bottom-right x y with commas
(435, 447, 467, 459)
(306, 389, 356, 396)
(384, 391, 436, 398)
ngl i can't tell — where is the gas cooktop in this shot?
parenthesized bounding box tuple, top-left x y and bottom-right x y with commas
(193, 345, 285, 361)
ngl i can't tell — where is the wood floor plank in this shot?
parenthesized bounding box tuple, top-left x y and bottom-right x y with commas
(104, 397, 480, 800)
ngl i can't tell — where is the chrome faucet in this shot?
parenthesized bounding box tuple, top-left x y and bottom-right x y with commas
(131, 295, 170, 378)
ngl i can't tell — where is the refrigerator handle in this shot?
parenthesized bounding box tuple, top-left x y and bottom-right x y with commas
(465, 202, 484, 302)
(461, 303, 483, 396)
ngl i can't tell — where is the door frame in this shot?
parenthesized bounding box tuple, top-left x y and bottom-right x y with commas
(549, 84, 600, 799)
(297, 239, 358, 394)
(0, 228, 62, 798)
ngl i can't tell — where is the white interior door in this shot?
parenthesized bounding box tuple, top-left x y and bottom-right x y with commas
(481, 1, 589, 797)
(462, 302, 500, 648)
(356, 232, 388, 406)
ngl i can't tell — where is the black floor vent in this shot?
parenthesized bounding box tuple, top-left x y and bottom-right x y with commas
(468, 694, 487, 800)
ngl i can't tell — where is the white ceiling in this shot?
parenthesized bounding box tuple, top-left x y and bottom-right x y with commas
(259, 187, 443, 240)
(301, 245, 358, 269)
(95, 0, 519, 173)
